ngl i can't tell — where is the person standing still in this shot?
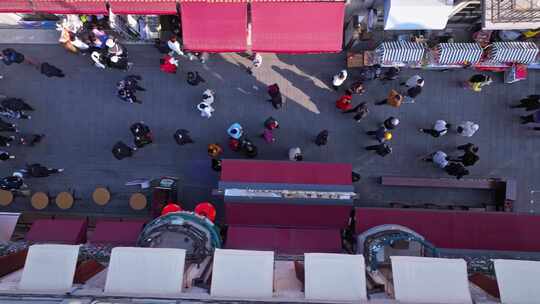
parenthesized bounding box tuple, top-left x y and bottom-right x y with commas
(332, 70, 348, 91)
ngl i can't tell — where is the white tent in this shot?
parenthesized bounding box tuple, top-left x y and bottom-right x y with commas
(0, 212, 20, 242)
(304, 253, 367, 301)
(105, 247, 186, 295)
(211, 249, 274, 299)
(391, 256, 472, 304)
(19, 244, 80, 292)
(493, 259, 540, 304)
(384, 0, 454, 30)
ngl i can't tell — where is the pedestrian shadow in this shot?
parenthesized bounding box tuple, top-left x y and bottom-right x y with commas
(270, 66, 322, 114)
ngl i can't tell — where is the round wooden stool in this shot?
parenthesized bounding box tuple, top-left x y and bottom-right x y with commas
(56, 192, 74, 210)
(92, 187, 111, 206)
(31, 192, 49, 210)
(129, 193, 147, 210)
(0, 190, 13, 206)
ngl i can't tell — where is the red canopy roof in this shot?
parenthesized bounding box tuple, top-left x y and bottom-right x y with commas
(89, 220, 146, 246)
(109, 0, 177, 14)
(226, 226, 342, 254)
(251, 2, 345, 53)
(181, 2, 247, 52)
(31, 0, 107, 14)
(26, 219, 87, 244)
(356, 208, 540, 252)
(0, 0, 32, 13)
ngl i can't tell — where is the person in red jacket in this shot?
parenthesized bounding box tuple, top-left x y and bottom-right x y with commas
(160, 55, 178, 74)
(336, 90, 353, 111)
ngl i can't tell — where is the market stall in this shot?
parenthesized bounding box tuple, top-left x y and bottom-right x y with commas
(487, 42, 539, 64)
(375, 41, 426, 66)
(434, 43, 483, 65)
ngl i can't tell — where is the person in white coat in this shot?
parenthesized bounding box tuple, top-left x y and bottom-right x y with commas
(202, 89, 215, 105)
(332, 70, 348, 90)
(167, 35, 184, 57)
(289, 147, 303, 161)
(197, 102, 214, 119)
(457, 121, 479, 137)
(402, 75, 424, 88)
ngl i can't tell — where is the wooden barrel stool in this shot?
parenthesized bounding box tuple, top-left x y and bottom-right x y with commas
(0, 190, 13, 206)
(31, 192, 49, 210)
(92, 187, 111, 206)
(56, 192, 74, 210)
(129, 193, 147, 211)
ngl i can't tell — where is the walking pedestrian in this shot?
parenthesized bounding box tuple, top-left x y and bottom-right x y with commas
(211, 158, 222, 172)
(40, 62, 65, 78)
(0, 150, 15, 161)
(289, 147, 303, 161)
(520, 110, 540, 124)
(467, 74, 492, 92)
(202, 89, 215, 105)
(343, 102, 369, 122)
(197, 102, 215, 118)
(119, 75, 145, 92)
(0, 174, 26, 191)
(208, 143, 223, 158)
(167, 35, 184, 57)
(401, 75, 424, 88)
(419, 120, 451, 137)
(349, 81, 365, 95)
(422, 150, 449, 168)
(112, 141, 136, 160)
(130, 122, 152, 148)
(19, 163, 64, 178)
(457, 143, 479, 154)
(160, 55, 178, 74)
(247, 53, 262, 74)
(187, 71, 205, 86)
(261, 129, 275, 143)
(0, 107, 30, 119)
(510, 95, 540, 111)
(457, 121, 479, 137)
(445, 162, 470, 179)
(332, 70, 348, 90)
(365, 143, 392, 157)
(227, 123, 244, 140)
(375, 89, 403, 107)
(315, 130, 329, 146)
(366, 126, 392, 143)
(173, 129, 194, 145)
(18, 133, 44, 146)
(0, 118, 17, 132)
(267, 83, 283, 109)
(380, 67, 400, 81)
(0, 135, 14, 147)
(404, 85, 422, 102)
(450, 147, 479, 167)
(1, 98, 34, 111)
(264, 117, 279, 130)
(336, 90, 353, 111)
(0, 48, 25, 65)
(243, 140, 258, 158)
(383, 117, 400, 130)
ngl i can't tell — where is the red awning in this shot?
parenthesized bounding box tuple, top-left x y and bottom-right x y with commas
(226, 226, 342, 254)
(89, 220, 146, 246)
(180, 2, 247, 52)
(26, 219, 87, 244)
(0, 0, 33, 13)
(109, 0, 177, 15)
(251, 2, 345, 53)
(32, 0, 107, 14)
(221, 160, 352, 185)
(356, 208, 540, 252)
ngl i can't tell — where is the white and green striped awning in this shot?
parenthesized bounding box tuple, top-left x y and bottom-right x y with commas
(376, 41, 426, 63)
(435, 43, 483, 65)
(488, 42, 539, 64)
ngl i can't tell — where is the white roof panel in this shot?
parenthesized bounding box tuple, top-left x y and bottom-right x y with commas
(19, 244, 80, 292)
(384, 0, 453, 30)
(493, 259, 540, 304)
(211, 249, 274, 299)
(0, 212, 20, 242)
(105, 247, 186, 295)
(305, 253, 367, 301)
(391, 256, 472, 304)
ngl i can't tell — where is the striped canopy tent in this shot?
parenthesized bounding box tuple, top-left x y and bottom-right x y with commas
(435, 43, 483, 65)
(487, 42, 539, 64)
(376, 41, 426, 64)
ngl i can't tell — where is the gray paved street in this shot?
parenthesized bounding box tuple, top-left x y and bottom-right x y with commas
(0, 44, 539, 217)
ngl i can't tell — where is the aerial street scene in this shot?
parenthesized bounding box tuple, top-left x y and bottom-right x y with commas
(0, 0, 539, 303)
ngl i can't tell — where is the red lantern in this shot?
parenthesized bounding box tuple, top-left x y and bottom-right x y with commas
(195, 202, 216, 222)
(161, 203, 182, 216)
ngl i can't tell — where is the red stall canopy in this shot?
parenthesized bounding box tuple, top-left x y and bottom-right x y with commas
(0, 0, 33, 13)
(26, 219, 87, 244)
(32, 0, 107, 14)
(89, 220, 146, 246)
(180, 2, 247, 52)
(109, 0, 177, 15)
(251, 2, 345, 53)
(356, 208, 540, 252)
(226, 226, 342, 254)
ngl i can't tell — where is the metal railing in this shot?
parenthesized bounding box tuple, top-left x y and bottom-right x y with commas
(489, 0, 540, 23)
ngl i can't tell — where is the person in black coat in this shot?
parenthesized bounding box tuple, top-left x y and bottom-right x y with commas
(0, 175, 25, 191)
(174, 129, 194, 145)
(445, 162, 469, 179)
(1, 98, 34, 111)
(510, 95, 540, 111)
(0, 118, 17, 132)
(20, 163, 63, 178)
(130, 122, 152, 148)
(1, 48, 25, 65)
(0, 135, 14, 147)
(112, 141, 135, 160)
(365, 143, 392, 157)
(40, 62, 65, 78)
(315, 130, 329, 146)
(187, 72, 205, 86)
(18, 134, 44, 146)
